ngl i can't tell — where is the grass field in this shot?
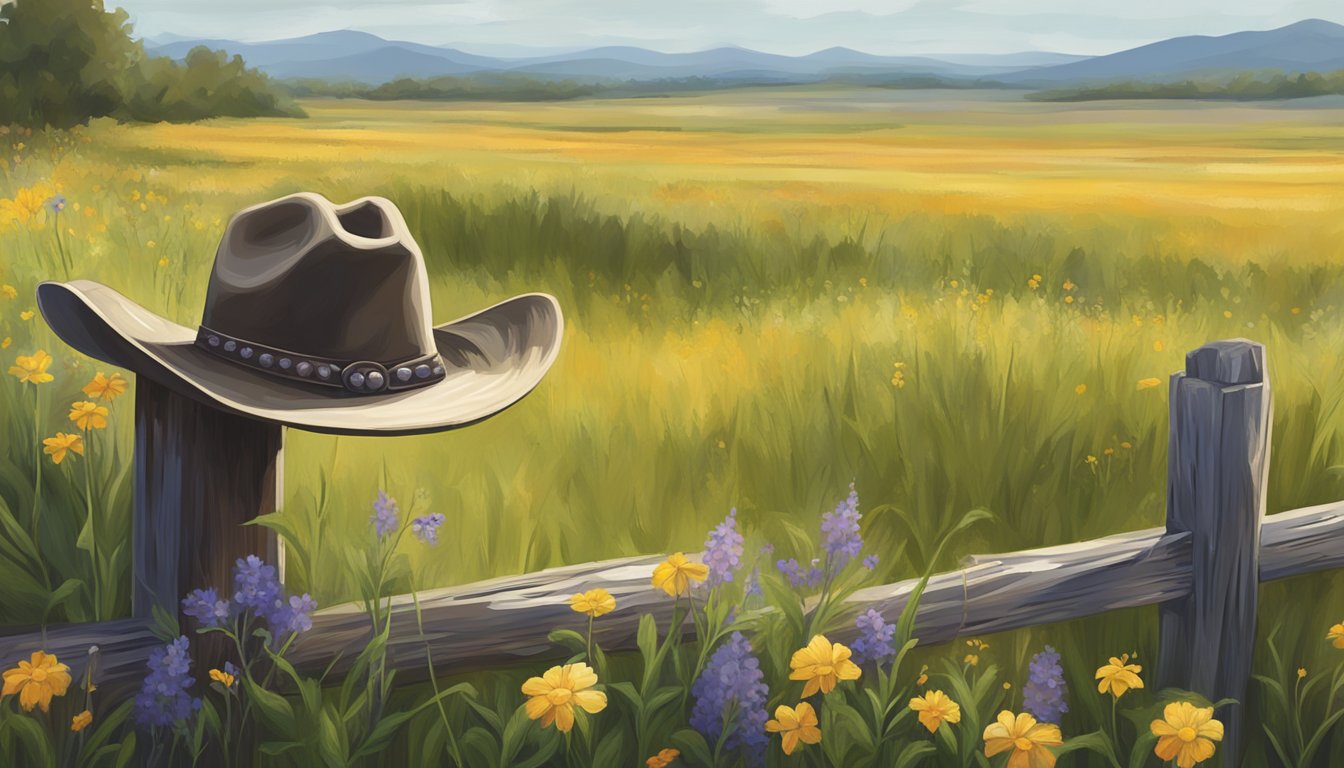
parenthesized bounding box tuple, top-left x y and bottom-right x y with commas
(4, 86, 1344, 764)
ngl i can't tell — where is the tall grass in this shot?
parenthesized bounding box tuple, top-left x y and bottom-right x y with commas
(3, 97, 1344, 763)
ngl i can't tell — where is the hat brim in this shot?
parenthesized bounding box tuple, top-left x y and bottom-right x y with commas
(37, 280, 563, 436)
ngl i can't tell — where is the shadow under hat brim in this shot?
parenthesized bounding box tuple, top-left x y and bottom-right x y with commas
(36, 280, 564, 436)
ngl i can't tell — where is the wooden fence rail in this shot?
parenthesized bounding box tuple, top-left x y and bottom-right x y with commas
(2, 338, 1342, 764)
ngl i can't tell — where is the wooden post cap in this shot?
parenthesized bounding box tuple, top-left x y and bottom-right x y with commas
(1185, 339, 1265, 386)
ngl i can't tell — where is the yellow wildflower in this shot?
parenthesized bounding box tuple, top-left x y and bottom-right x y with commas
(83, 372, 129, 402)
(1223, 310, 1232, 319)
(1151, 701, 1222, 768)
(9, 350, 54, 384)
(1, 337, 10, 349)
(69, 401, 109, 430)
(209, 668, 236, 688)
(1121, 441, 1133, 449)
(521, 662, 607, 733)
(1064, 295, 1075, 304)
(1137, 377, 1163, 391)
(916, 664, 929, 686)
(1103, 447, 1115, 456)
(1154, 339, 1165, 352)
(1095, 654, 1143, 699)
(1063, 279, 1075, 291)
(789, 635, 861, 697)
(965, 654, 980, 666)
(0, 186, 48, 224)
(983, 711, 1062, 768)
(43, 432, 84, 464)
(651, 552, 708, 597)
(765, 701, 822, 755)
(1, 284, 15, 299)
(1298, 668, 1307, 679)
(646, 748, 680, 768)
(2, 651, 72, 712)
(909, 690, 961, 733)
(19, 310, 33, 320)
(1075, 384, 1086, 395)
(569, 588, 616, 618)
(158, 257, 170, 268)
(71, 709, 92, 732)
(1328, 622, 1344, 649)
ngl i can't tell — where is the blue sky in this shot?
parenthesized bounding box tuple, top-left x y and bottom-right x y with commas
(116, 0, 1344, 56)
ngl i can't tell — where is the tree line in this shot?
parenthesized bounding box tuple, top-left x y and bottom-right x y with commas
(1030, 69, 1344, 102)
(0, 0, 302, 128)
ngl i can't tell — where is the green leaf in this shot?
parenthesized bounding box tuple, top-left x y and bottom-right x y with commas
(500, 704, 534, 765)
(548, 628, 587, 655)
(893, 739, 936, 768)
(896, 508, 991, 646)
(245, 677, 298, 735)
(1126, 731, 1158, 768)
(1058, 729, 1121, 768)
(461, 726, 500, 768)
(44, 578, 84, 617)
(112, 734, 137, 768)
(669, 728, 714, 767)
(259, 741, 305, 756)
(592, 729, 626, 767)
(510, 731, 562, 768)
(0, 714, 54, 768)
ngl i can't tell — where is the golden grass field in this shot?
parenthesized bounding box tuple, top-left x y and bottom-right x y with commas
(4, 86, 1344, 619)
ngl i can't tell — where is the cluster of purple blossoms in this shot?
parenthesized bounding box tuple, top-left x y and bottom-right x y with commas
(134, 636, 201, 729)
(820, 483, 863, 570)
(703, 508, 745, 587)
(1023, 645, 1070, 724)
(850, 609, 896, 666)
(181, 555, 316, 639)
(690, 632, 770, 763)
(412, 512, 446, 545)
(863, 554, 880, 571)
(774, 558, 823, 590)
(371, 491, 399, 539)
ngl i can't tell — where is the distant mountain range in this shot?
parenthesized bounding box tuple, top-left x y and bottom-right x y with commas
(145, 19, 1344, 87)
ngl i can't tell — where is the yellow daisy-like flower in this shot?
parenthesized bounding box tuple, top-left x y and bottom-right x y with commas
(1137, 377, 1163, 391)
(1074, 384, 1086, 395)
(789, 634, 861, 697)
(909, 690, 961, 733)
(645, 747, 680, 767)
(19, 310, 33, 320)
(765, 701, 822, 755)
(209, 668, 236, 688)
(983, 711, 1062, 768)
(1327, 622, 1344, 649)
(43, 432, 84, 464)
(0, 186, 48, 224)
(8, 349, 54, 384)
(521, 662, 607, 733)
(1150, 701, 1223, 768)
(569, 588, 616, 618)
(2, 651, 72, 712)
(2, 337, 10, 349)
(83, 371, 129, 402)
(1095, 654, 1144, 699)
(1, 284, 16, 299)
(71, 709, 93, 732)
(651, 552, 708, 597)
(69, 401, 110, 430)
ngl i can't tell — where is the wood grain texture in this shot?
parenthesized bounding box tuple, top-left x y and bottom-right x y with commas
(1156, 339, 1270, 768)
(8, 500, 1337, 693)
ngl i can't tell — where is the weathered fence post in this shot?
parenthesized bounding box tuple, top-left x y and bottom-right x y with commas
(1157, 339, 1271, 766)
(133, 378, 282, 626)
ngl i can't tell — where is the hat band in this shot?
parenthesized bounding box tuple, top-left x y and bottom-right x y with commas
(195, 326, 447, 395)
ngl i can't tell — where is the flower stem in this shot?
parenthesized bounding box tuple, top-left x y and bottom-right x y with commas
(30, 385, 51, 592)
(82, 428, 100, 620)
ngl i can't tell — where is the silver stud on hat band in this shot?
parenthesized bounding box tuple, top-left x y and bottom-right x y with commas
(195, 326, 447, 395)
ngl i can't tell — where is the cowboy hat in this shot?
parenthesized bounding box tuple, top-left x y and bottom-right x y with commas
(36, 192, 563, 436)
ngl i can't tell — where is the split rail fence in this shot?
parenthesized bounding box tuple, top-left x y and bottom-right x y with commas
(4, 338, 1344, 765)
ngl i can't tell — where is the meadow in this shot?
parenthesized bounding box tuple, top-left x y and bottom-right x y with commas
(3, 87, 1344, 765)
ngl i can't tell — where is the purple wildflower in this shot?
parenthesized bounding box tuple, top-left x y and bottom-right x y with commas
(744, 566, 763, 598)
(690, 632, 770, 763)
(232, 555, 281, 617)
(820, 483, 863, 570)
(181, 587, 230, 629)
(411, 512, 445, 545)
(134, 636, 201, 729)
(270, 593, 317, 635)
(863, 554, 879, 570)
(806, 560, 824, 587)
(703, 508, 745, 587)
(1023, 645, 1069, 724)
(47, 194, 66, 214)
(776, 558, 806, 588)
(371, 491, 399, 539)
(851, 609, 896, 666)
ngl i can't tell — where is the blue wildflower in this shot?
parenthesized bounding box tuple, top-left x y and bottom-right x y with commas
(1023, 645, 1069, 724)
(703, 508, 745, 587)
(863, 554, 879, 570)
(411, 512, 445, 545)
(232, 555, 281, 617)
(270, 593, 317, 635)
(181, 587, 230, 628)
(820, 483, 862, 569)
(851, 609, 896, 666)
(690, 632, 770, 763)
(744, 566, 763, 598)
(371, 491, 399, 539)
(47, 194, 66, 214)
(134, 636, 201, 729)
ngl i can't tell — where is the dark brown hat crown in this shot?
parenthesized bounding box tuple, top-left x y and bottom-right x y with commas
(195, 193, 445, 394)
